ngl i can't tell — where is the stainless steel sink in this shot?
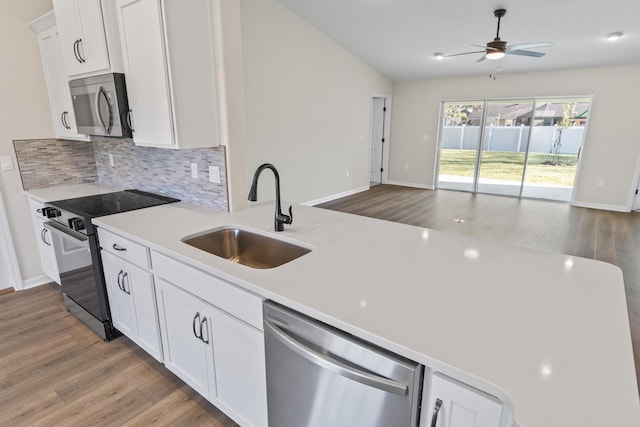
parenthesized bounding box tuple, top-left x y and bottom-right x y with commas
(182, 227, 311, 269)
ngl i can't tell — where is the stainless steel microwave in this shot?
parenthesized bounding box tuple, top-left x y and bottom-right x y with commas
(69, 73, 132, 138)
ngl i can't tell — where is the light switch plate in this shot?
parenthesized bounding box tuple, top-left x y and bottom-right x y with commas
(191, 163, 198, 179)
(209, 166, 220, 183)
(1, 156, 13, 171)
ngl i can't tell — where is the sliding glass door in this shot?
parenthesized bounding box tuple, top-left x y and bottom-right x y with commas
(437, 101, 484, 192)
(436, 97, 590, 202)
(477, 99, 534, 197)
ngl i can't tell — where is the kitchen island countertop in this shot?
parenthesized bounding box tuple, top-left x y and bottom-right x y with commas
(93, 201, 640, 427)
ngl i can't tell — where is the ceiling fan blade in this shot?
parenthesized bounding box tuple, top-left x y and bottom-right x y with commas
(476, 55, 487, 63)
(507, 49, 546, 57)
(444, 50, 486, 58)
(508, 42, 552, 51)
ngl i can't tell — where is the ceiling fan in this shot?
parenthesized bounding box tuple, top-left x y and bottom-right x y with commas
(442, 9, 552, 62)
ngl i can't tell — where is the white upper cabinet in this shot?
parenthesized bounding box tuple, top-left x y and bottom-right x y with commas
(29, 12, 89, 141)
(115, 0, 220, 149)
(52, 0, 123, 77)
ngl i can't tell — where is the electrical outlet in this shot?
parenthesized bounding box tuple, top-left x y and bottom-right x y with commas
(209, 166, 220, 183)
(346, 171, 350, 178)
(404, 164, 409, 170)
(598, 179, 605, 188)
(1, 156, 13, 171)
(109, 154, 115, 167)
(422, 135, 429, 141)
(191, 163, 198, 179)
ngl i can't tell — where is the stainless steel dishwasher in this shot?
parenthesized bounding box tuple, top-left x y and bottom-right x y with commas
(263, 301, 424, 427)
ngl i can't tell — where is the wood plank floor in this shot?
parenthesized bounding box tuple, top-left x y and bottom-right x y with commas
(319, 184, 640, 390)
(0, 284, 237, 426)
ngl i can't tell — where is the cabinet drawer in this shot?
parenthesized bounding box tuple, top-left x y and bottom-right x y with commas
(152, 251, 263, 330)
(98, 228, 150, 269)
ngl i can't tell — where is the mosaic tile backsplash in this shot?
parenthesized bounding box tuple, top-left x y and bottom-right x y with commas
(13, 138, 228, 211)
(93, 139, 228, 211)
(13, 139, 97, 190)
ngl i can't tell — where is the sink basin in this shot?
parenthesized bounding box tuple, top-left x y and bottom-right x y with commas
(182, 227, 311, 269)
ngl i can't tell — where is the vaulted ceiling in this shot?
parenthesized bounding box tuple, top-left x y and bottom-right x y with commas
(277, 0, 640, 81)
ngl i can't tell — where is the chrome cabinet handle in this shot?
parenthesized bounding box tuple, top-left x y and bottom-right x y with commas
(431, 398, 443, 427)
(264, 320, 408, 396)
(94, 85, 113, 134)
(112, 243, 126, 252)
(192, 312, 201, 340)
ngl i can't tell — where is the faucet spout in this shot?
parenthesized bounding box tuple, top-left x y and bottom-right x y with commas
(248, 163, 293, 232)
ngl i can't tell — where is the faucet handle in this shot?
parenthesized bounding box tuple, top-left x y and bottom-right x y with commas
(287, 205, 293, 224)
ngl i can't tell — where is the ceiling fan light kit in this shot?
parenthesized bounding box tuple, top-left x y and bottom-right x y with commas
(441, 8, 552, 63)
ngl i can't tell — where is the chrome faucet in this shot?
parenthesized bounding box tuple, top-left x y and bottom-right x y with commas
(248, 163, 293, 232)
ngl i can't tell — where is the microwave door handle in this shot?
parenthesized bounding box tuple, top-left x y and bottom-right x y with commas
(94, 86, 113, 134)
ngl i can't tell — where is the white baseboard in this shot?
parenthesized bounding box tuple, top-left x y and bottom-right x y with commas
(303, 186, 370, 206)
(570, 201, 630, 212)
(385, 180, 435, 190)
(22, 275, 56, 290)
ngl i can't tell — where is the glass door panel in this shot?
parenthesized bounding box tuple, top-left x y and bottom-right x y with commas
(521, 98, 590, 201)
(476, 99, 534, 197)
(437, 101, 484, 192)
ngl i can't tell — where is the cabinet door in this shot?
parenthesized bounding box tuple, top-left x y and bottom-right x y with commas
(426, 373, 502, 427)
(103, 251, 136, 337)
(31, 216, 60, 285)
(155, 279, 213, 399)
(209, 307, 268, 427)
(103, 251, 162, 361)
(116, 0, 174, 147)
(54, 0, 110, 76)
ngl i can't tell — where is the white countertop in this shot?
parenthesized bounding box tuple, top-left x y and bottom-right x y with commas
(24, 183, 123, 203)
(93, 202, 640, 427)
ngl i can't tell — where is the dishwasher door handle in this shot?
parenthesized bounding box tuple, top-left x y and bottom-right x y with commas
(264, 320, 408, 396)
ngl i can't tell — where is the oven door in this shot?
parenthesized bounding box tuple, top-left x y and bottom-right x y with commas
(43, 221, 99, 318)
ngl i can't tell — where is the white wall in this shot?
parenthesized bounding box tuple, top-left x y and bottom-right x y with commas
(390, 65, 640, 210)
(0, 0, 54, 285)
(238, 0, 392, 204)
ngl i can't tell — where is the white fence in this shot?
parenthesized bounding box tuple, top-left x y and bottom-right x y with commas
(441, 126, 584, 154)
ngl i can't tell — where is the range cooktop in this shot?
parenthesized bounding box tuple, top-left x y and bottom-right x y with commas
(49, 189, 179, 218)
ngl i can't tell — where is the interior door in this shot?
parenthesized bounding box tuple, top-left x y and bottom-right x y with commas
(370, 98, 386, 183)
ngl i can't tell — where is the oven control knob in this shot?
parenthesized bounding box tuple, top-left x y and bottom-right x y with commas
(69, 217, 85, 232)
(43, 207, 61, 218)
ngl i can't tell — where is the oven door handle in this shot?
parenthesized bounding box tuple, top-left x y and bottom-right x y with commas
(44, 221, 89, 245)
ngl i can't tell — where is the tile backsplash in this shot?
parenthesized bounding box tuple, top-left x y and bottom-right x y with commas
(93, 139, 228, 211)
(13, 138, 228, 211)
(13, 139, 97, 190)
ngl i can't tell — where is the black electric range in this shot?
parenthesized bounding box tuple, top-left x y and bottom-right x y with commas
(43, 190, 179, 340)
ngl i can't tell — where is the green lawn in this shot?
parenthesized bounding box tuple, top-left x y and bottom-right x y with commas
(439, 149, 578, 186)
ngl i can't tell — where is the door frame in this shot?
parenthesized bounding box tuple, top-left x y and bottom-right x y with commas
(0, 192, 23, 291)
(369, 94, 391, 185)
(627, 154, 640, 211)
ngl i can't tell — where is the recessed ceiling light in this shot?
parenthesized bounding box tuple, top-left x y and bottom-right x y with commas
(606, 32, 624, 41)
(434, 52, 444, 60)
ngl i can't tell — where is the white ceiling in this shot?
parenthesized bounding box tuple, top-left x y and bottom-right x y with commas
(277, 0, 640, 81)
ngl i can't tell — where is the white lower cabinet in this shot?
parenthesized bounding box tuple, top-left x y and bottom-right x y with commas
(425, 372, 503, 427)
(152, 251, 267, 427)
(210, 306, 268, 427)
(155, 278, 214, 399)
(102, 251, 162, 361)
(30, 213, 60, 285)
